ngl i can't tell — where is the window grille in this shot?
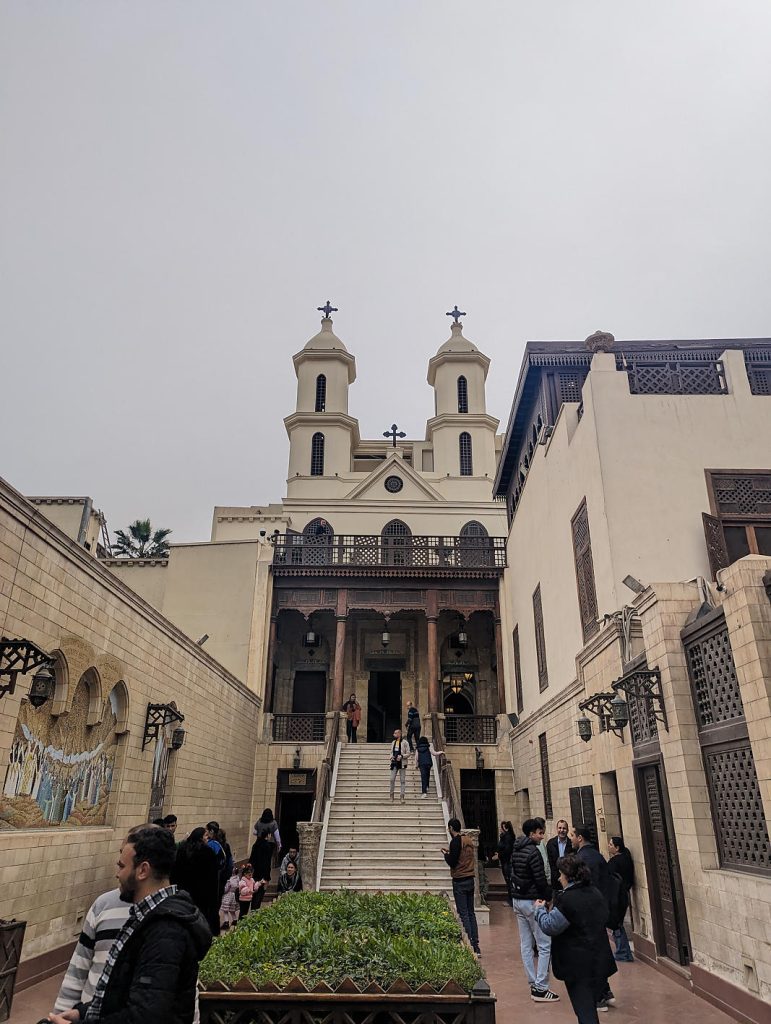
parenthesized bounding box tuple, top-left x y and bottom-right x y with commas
(457, 376, 469, 413)
(571, 499, 599, 642)
(460, 521, 488, 538)
(615, 352, 726, 395)
(702, 471, 771, 577)
(315, 374, 327, 412)
(310, 432, 325, 476)
(538, 732, 553, 819)
(745, 350, 771, 395)
(382, 519, 411, 566)
(533, 584, 548, 691)
(555, 371, 586, 403)
(683, 613, 770, 874)
(459, 432, 473, 476)
(512, 625, 523, 714)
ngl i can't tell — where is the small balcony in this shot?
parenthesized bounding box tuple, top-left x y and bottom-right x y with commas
(444, 714, 498, 745)
(272, 534, 507, 576)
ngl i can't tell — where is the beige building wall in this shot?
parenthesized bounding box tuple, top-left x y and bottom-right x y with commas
(0, 477, 261, 966)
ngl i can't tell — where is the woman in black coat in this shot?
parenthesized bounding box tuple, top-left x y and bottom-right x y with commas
(535, 855, 617, 1022)
(608, 836, 635, 961)
(171, 826, 221, 936)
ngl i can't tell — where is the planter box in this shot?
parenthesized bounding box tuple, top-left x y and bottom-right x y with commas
(199, 978, 495, 1024)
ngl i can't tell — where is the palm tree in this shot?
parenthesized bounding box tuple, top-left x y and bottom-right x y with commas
(113, 519, 172, 559)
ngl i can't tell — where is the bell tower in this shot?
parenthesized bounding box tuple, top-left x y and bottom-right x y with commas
(284, 305, 359, 495)
(426, 313, 498, 483)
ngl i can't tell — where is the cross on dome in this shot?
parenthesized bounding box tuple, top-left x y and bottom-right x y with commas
(317, 300, 338, 319)
(446, 305, 466, 324)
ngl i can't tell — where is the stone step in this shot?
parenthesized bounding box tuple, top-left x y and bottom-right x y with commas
(319, 885, 449, 894)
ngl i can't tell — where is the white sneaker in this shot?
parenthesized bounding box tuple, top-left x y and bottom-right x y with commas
(420, 793, 427, 799)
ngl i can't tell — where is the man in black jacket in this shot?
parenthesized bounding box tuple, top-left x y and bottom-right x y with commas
(48, 826, 212, 1024)
(545, 819, 572, 890)
(509, 819, 559, 1003)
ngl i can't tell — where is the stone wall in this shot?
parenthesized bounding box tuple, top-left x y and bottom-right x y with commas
(0, 477, 261, 963)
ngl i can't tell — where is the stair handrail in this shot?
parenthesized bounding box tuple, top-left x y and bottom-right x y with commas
(312, 711, 340, 823)
(430, 712, 465, 828)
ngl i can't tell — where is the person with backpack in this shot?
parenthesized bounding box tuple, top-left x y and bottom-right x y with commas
(441, 818, 481, 956)
(608, 836, 635, 961)
(205, 821, 232, 898)
(414, 735, 439, 797)
(405, 700, 421, 751)
(509, 818, 559, 1003)
(535, 854, 617, 1024)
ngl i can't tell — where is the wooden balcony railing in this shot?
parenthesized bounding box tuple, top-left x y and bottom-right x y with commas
(272, 534, 506, 573)
(444, 715, 498, 745)
(272, 714, 326, 743)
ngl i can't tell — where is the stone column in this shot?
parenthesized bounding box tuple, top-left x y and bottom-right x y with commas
(263, 615, 278, 712)
(297, 821, 324, 892)
(493, 605, 505, 713)
(427, 589, 441, 712)
(332, 589, 348, 710)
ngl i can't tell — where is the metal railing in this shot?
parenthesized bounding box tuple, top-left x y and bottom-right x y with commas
(312, 711, 340, 823)
(444, 715, 497, 745)
(272, 534, 506, 571)
(431, 712, 464, 827)
(272, 714, 326, 743)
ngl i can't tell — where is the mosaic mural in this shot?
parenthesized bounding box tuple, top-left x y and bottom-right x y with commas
(1, 678, 119, 829)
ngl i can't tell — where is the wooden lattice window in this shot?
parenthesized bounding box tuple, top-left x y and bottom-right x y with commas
(683, 611, 770, 874)
(615, 351, 727, 395)
(744, 350, 771, 395)
(703, 471, 771, 577)
(310, 432, 325, 476)
(315, 374, 327, 412)
(538, 732, 553, 819)
(459, 432, 473, 476)
(512, 625, 523, 714)
(533, 584, 548, 692)
(571, 498, 599, 642)
(457, 375, 469, 413)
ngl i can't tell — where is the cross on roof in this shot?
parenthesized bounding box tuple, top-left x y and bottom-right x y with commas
(446, 305, 466, 323)
(317, 300, 338, 319)
(383, 423, 407, 447)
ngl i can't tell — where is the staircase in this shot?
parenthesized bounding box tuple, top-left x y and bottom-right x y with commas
(318, 743, 451, 894)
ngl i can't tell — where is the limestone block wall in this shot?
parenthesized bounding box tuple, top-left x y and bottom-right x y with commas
(0, 477, 261, 963)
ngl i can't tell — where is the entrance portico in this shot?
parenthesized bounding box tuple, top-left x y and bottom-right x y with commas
(266, 532, 507, 745)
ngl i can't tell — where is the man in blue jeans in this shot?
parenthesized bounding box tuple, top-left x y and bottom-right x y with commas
(510, 818, 560, 1002)
(441, 818, 481, 956)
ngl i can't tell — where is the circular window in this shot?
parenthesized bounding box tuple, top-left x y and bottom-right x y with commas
(384, 476, 404, 493)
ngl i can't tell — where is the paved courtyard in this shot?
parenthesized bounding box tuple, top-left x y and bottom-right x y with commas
(8, 901, 736, 1024)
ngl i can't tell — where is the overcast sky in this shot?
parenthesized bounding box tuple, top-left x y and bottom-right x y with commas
(2, 2, 771, 543)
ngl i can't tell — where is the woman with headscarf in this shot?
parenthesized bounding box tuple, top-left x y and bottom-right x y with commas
(249, 808, 281, 910)
(171, 826, 220, 935)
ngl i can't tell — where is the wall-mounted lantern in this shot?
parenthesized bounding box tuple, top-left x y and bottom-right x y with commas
(0, 638, 54, 705)
(475, 746, 485, 770)
(142, 702, 185, 751)
(293, 747, 302, 770)
(577, 690, 629, 740)
(170, 726, 186, 750)
(611, 667, 668, 732)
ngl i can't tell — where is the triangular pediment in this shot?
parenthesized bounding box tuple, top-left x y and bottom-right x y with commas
(344, 452, 444, 502)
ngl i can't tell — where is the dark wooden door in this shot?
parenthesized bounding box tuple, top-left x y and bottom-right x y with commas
(148, 736, 170, 821)
(569, 785, 597, 839)
(637, 763, 687, 964)
(292, 671, 326, 713)
(460, 769, 498, 860)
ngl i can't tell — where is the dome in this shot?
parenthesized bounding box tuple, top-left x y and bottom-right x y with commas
(303, 317, 349, 352)
(435, 321, 480, 354)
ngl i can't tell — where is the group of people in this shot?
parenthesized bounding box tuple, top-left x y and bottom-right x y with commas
(46, 810, 303, 1024)
(494, 816, 635, 1022)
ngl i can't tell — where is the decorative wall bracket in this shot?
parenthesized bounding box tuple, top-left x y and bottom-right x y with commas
(142, 702, 185, 751)
(0, 638, 53, 700)
(578, 690, 628, 739)
(611, 668, 668, 732)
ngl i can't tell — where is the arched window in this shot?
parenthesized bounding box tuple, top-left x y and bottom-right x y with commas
(382, 519, 412, 566)
(459, 520, 490, 566)
(303, 517, 333, 538)
(315, 374, 327, 412)
(459, 432, 473, 476)
(460, 521, 488, 538)
(457, 376, 469, 413)
(310, 432, 325, 476)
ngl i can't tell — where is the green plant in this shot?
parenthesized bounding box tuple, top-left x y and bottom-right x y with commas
(113, 519, 172, 558)
(199, 891, 483, 992)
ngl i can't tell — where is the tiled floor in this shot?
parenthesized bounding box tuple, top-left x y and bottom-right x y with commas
(8, 902, 736, 1023)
